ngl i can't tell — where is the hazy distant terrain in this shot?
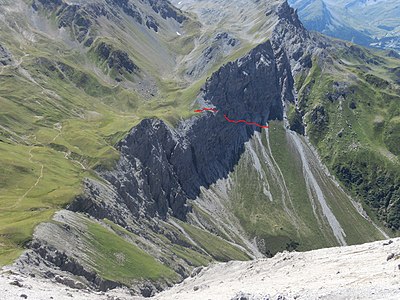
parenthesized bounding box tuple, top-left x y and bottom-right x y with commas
(288, 0, 400, 52)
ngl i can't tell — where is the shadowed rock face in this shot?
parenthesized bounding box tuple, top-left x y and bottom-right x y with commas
(146, 15, 159, 32)
(108, 50, 137, 74)
(271, 0, 312, 102)
(106, 0, 143, 24)
(98, 41, 283, 221)
(96, 42, 139, 73)
(146, 0, 187, 23)
(68, 1, 314, 223)
(0, 44, 12, 66)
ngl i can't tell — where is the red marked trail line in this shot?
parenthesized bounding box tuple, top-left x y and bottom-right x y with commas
(194, 107, 269, 129)
(223, 114, 269, 129)
(194, 107, 218, 113)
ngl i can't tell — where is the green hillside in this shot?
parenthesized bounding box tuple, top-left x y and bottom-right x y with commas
(0, 0, 399, 293)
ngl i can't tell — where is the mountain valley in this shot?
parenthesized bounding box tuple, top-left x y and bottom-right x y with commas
(0, 0, 399, 298)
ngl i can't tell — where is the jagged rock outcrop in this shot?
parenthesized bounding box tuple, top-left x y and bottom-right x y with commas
(13, 210, 178, 296)
(107, 0, 143, 24)
(95, 42, 138, 75)
(68, 179, 133, 226)
(271, 0, 312, 103)
(32, 0, 186, 46)
(14, 2, 310, 292)
(13, 213, 121, 292)
(271, 1, 334, 95)
(146, 0, 187, 23)
(146, 15, 159, 32)
(0, 44, 12, 66)
(28, 241, 120, 292)
(19, 37, 285, 294)
(186, 32, 240, 79)
(11, 0, 374, 295)
(322, 81, 355, 104)
(108, 50, 137, 74)
(387, 50, 400, 59)
(96, 41, 282, 221)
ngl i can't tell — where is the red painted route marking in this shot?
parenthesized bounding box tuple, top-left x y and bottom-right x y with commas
(223, 114, 269, 129)
(194, 107, 269, 129)
(194, 107, 219, 113)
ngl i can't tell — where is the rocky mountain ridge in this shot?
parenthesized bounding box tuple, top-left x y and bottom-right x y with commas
(2, 237, 400, 299)
(11, 29, 289, 294)
(1, 0, 399, 297)
(76, 39, 283, 221)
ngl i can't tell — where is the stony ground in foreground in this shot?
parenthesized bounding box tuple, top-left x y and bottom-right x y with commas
(1, 238, 400, 299)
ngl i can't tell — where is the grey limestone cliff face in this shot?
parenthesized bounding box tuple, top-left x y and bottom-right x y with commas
(67, 3, 310, 226)
(92, 41, 282, 222)
(17, 1, 319, 293)
(270, 1, 331, 103)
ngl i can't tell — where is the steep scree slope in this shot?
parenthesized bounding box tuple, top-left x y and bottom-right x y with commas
(97, 42, 282, 221)
(1, 0, 397, 296)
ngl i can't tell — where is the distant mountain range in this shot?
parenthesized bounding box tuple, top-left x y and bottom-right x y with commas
(288, 0, 400, 52)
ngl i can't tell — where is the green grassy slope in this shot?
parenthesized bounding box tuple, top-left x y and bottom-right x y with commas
(228, 121, 385, 256)
(0, 143, 85, 266)
(0, 1, 261, 267)
(296, 46, 400, 233)
(84, 219, 178, 284)
(1, 1, 398, 286)
(0, 0, 287, 268)
(104, 219, 213, 268)
(177, 221, 251, 262)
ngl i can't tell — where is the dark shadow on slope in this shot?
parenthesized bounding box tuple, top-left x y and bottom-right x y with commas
(97, 41, 284, 221)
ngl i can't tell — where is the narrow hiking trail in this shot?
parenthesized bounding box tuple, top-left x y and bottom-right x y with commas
(51, 123, 63, 143)
(3, 123, 82, 211)
(51, 123, 86, 170)
(6, 146, 44, 210)
(63, 150, 86, 170)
